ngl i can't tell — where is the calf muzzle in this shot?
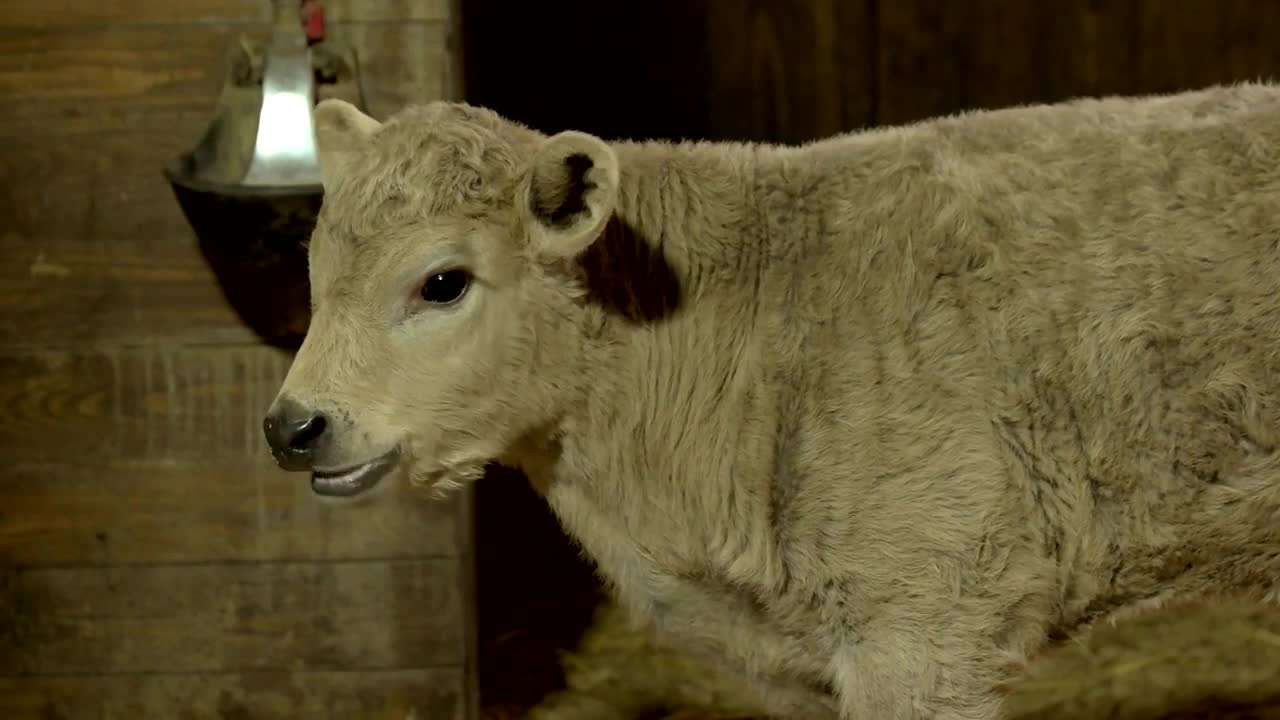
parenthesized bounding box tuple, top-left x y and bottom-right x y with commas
(263, 396, 331, 471)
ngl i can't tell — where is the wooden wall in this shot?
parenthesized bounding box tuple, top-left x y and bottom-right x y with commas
(0, 1, 472, 718)
(462, 0, 1280, 143)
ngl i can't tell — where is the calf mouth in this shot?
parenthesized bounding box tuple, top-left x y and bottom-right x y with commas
(311, 448, 401, 498)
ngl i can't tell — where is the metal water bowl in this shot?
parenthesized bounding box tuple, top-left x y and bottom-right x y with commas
(163, 6, 366, 349)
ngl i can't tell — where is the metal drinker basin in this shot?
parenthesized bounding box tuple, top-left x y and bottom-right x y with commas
(163, 0, 367, 349)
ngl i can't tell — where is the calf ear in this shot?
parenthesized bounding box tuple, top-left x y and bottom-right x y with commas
(313, 99, 382, 189)
(522, 131, 619, 259)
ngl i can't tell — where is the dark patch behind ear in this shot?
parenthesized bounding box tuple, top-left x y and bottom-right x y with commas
(578, 215, 682, 324)
(529, 153, 594, 228)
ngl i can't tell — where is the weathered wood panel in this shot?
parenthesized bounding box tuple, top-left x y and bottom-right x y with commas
(0, 0, 471, 716)
(338, 21, 452, 119)
(325, 0, 452, 23)
(0, 26, 279, 350)
(0, 0, 261, 26)
(0, 559, 465, 674)
(0, 461, 458, 566)
(1, 0, 451, 27)
(875, 0, 1280, 127)
(0, 668, 465, 720)
(0, 346, 289, 462)
(0, 26, 233, 105)
(0, 20, 452, 131)
(704, 0, 875, 143)
(1128, 0, 1280, 93)
(0, 243, 251, 352)
(874, 2, 1140, 124)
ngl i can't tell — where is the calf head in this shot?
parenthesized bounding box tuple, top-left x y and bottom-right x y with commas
(262, 98, 619, 499)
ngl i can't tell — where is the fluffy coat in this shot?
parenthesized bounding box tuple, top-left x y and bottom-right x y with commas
(268, 83, 1280, 719)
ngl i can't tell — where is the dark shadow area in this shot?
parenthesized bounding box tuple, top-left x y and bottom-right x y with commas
(470, 465, 606, 717)
(169, 180, 318, 350)
(459, 1, 714, 142)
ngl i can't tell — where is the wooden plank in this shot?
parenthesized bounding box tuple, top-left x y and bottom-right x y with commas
(704, 0, 875, 143)
(0, 25, 235, 104)
(876, 1, 1012, 125)
(0, 19, 452, 131)
(0, 346, 293, 462)
(1131, 0, 1280, 94)
(336, 21, 451, 119)
(0, 26, 235, 172)
(0, 207, 262, 351)
(0, 668, 465, 720)
(0, 0, 262, 26)
(874, 1, 1139, 124)
(874, 1, 1280, 127)
(1, 0, 451, 27)
(0, 23, 453, 130)
(0, 461, 460, 566)
(0, 19, 451, 111)
(326, 0, 452, 23)
(0, 559, 466, 674)
(0, 25, 269, 349)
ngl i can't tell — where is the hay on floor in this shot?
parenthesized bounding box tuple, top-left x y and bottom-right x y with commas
(523, 597, 1280, 720)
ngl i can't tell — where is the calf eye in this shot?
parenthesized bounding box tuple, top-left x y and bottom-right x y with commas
(420, 269, 470, 305)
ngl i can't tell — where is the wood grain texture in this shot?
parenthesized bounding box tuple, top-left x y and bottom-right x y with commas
(1, 0, 451, 27)
(0, 208, 259, 348)
(0, 20, 451, 130)
(874, 1, 1144, 123)
(0, 0, 261, 27)
(0, 26, 274, 350)
(0, 346, 291, 462)
(0, 559, 465, 674)
(325, 0, 452, 23)
(704, 0, 875, 143)
(0, 668, 464, 720)
(0, 25, 236, 104)
(875, 0, 1280, 126)
(0, 461, 460, 566)
(0, 0, 470, 716)
(1129, 0, 1280, 93)
(336, 21, 451, 119)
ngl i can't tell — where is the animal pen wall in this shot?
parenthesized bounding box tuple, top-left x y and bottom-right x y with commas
(0, 1, 472, 718)
(2, 1, 1280, 719)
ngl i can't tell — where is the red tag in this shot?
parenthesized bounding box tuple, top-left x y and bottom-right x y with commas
(303, 1, 326, 42)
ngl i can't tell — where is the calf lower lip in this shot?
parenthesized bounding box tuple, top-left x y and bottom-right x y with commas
(310, 451, 398, 498)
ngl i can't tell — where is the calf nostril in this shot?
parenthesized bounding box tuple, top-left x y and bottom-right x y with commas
(289, 414, 327, 450)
